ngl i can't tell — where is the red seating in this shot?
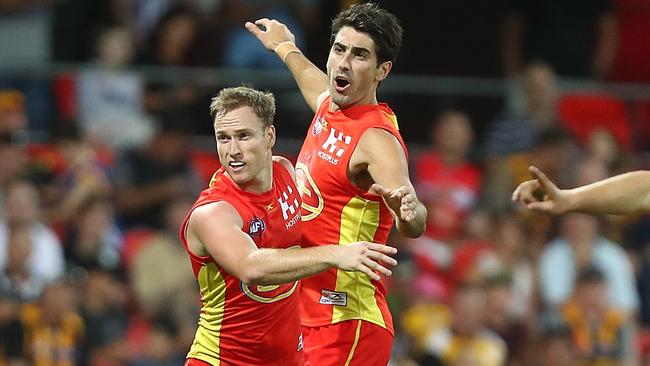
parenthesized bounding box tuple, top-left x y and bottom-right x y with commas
(189, 149, 220, 185)
(558, 92, 633, 150)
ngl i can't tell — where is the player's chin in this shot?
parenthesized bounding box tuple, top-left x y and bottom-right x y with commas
(227, 167, 249, 181)
(330, 94, 353, 109)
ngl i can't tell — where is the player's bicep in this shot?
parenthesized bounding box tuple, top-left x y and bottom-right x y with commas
(188, 202, 258, 281)
(361, 129, 413, 190)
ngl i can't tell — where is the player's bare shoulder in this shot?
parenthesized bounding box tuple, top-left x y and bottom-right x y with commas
(187, 201, 243, 255)
(354, 127, 407, 166)
(273, 155, 296, 179)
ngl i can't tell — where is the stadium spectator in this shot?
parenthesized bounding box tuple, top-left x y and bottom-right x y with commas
(111, 116, 202, 229)
(77, 26, 153, 148)
(539, 212, 638, 313)
(415, 110, 481, 241)
(64, 196, 122, 274)
(21, 280, 84, 366)
(80, 269, 129, 365)
(47, 122, 112, 226)
(0, 180, 64, 299)
(484, 63, 560, 158)
(559, 266, 634, 365)
(484, 274, 530, 366)
(402, 283, 507, 366)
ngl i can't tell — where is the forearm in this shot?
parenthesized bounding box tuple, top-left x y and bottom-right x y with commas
(395, 201, 427, 238)
(566, 171, 650, 214)
(243, 246, 338, 285)
(282, 49, 328, 112)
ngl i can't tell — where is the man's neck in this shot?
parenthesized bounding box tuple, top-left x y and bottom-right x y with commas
(328, 93, 379, 112)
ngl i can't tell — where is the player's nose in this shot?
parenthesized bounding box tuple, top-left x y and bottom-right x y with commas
(228, 139, 243, 155)
(337, 53, 351, 71)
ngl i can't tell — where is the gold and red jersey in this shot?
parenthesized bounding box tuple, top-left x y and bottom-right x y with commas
(180, 161, 304, 366)
(296, 97, 408, 334)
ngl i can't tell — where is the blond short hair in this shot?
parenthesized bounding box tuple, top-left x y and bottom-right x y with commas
(209, 86, 275, 128)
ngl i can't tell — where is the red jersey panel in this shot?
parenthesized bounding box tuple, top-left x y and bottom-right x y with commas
(296, 97, 408, 334)
(180, 161, 304, 366)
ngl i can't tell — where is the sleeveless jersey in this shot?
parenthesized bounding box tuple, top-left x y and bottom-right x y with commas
(296, 97, 408, 334)
(180, 161, 304, 366)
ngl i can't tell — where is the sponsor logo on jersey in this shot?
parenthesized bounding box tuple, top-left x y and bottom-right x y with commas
(248, 217, 266, 237)
(319, 289, 348, 306)
(321, 127, 351, 158)
(278, 185, 301, 230)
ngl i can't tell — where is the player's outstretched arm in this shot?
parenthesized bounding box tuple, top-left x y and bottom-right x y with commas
(187, 202, 397, 285)
(513, 165, 650, 215)
(245, 18, 328, 112)
(355, 128, 427, 238)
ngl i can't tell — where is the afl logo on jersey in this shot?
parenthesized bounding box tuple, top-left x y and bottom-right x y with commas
(249, 217, 266, 237)
(312, 116, 328, 136)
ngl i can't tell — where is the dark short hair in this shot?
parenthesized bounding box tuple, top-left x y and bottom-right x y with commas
(330, 3, 403, 65)
(209, 86, 275, 128)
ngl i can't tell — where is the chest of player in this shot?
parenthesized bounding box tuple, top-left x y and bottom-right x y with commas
(239, 186, 302, 250)
(300, 115, 361, 170)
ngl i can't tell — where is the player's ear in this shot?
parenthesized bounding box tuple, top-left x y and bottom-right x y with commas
(376, 61, 392, 82)
(266, 125, 276, 149)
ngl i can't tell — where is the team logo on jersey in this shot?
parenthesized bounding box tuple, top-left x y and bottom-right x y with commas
(241, 281, 299, 303)
(248, 217, 266, 237)
(278, 185, 301, 230)
(319, 289, 347, 306)
(319, 127, 352, 165)
(312, 116, 328, 136)
(295, 163, 324, 221)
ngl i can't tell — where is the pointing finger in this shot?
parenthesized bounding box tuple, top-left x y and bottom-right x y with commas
(245, 21, 261, 35)
(529, 166, 556, 192)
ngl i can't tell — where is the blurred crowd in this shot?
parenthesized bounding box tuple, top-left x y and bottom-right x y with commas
(0, 0, 650, 365)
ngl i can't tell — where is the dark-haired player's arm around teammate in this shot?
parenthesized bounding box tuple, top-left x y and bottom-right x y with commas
(186, 198, 397, 285)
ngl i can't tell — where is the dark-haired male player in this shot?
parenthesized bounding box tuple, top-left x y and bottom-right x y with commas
(247, 4, 427, 365)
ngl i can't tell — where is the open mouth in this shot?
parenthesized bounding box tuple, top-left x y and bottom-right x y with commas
(334, 76, 350, 93)
(229, 161, 246, 171)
